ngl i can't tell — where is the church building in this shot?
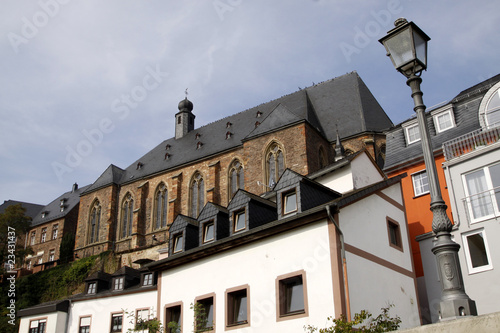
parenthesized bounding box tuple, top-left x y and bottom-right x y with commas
(73, 71, 393, 265)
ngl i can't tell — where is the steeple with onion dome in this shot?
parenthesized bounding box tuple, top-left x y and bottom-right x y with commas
(175, 89, 195, 139)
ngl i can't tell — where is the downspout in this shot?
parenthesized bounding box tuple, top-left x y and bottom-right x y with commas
(444, 164, 460, 228)
(64, 300, 72, 332)
(326, 204, 351, 322)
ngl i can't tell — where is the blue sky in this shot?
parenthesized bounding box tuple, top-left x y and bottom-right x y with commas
(1, 0, 499, 205)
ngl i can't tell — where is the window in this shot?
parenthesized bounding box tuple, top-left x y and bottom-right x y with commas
(462, 229, 493, 274)
(203, 222, 215, 243)
(79, 316, 91, 333)
(111, 313, 123, 332)
(434, 110, 455, 133)
(412, 170, 429, 196)
(387, 218, 403, 251)
(165, 303, 182, 333)
(154, 183, 168, 230)
(48, 249, 55, 262)
(30, 231, 36, 245)
(404, 124, 420, 145)
(283, 191, 298, 215)
(229, 160, 244, 199)
(41, 228, 47, 243)
(87, 282, 96, 294)
(29, 318, 46, 333)
(226, 286, 249, 328)
(52, 224, 58, 240)
(276, 271, 308, 320)
(485, 87, 500, 127)
(265, 142, 285, 187)
(194, 296, 214, 332)
(142, 273, 153, 286)
(27, 260, 31, 270)
(113, 277, 124, 290)
(173, 234, 183, 253)
(38, 257, 43, 265)
(233, 210, 246, 233)
(190, 172, 205, 218)
(136, 308, 150, 333)
(121, 194, 134, 238)
(88, 200, 101, 244)
(463, 163, 500, 222)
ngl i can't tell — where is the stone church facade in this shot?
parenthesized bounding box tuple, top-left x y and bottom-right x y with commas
(73, 71, 392, 265)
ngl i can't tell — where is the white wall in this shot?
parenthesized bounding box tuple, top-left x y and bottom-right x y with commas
(339, 183, 420, 329)
(316, 164, 354, 193)
(350, 153, 384, 189)
(159, 221, 336, 333)
(67, 289, 156, 333)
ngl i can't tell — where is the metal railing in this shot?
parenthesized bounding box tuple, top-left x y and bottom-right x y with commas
(443, 125, 500, 161)
(462, 186, 500, 225)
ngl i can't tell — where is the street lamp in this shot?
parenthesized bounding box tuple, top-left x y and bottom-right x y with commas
(379, 18, 477, 320)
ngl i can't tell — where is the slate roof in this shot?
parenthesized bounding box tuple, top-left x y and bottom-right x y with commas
(82, 72, 392, 194)
(0, 200, 44, 219)
(384, 74, 500, 172)
(31, 184, 91, 227)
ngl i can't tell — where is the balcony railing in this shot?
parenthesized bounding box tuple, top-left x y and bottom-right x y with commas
(462, 186, 500, 225)
(443, 125, 500, 161)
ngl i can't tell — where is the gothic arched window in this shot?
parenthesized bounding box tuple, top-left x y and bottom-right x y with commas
(265, 142, 285, 187)
(154, 183, 168, 230)
(121, 194, 134, 239)
(319, 146, 327, 169)
(229, 160, 244, 199)
(88, 200, 101, 244)
(190, 172, 205, 218)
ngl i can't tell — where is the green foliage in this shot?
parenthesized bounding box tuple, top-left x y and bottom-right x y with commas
(124, 308, 164, 333)
(59, 232, 75, 264)
(304, 305, 401, 333)
(0, 204, 33, 274)
(167, 320, 181, 333)
(191, 302, 212, 332)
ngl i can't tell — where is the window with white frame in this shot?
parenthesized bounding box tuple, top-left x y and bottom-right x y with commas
(29, 318, 46, 333)
(433, 109, 455, 133)
(463, 163, 500, 222)
(111, 313, 123, 332)
(113, 277, 124, 290)
(485, 87, 500, 127)
(412, 170, 429, 196)
(135, 308, 150, 333)
(462, 229, 493, 274)
(404, 124, 420, 145)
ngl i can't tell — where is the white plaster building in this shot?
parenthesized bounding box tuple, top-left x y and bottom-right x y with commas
(18, 151, 421, 332)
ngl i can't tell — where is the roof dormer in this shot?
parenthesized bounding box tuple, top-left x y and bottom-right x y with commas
(227, 190, 276, 236)
(168, 215, 199, 255)
(197, 202, 229, 245)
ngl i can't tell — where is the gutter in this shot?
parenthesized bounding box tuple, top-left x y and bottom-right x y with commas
(326, 204, 351, 322)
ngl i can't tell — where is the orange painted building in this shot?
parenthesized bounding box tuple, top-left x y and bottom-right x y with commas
(386, 154, 452, 277)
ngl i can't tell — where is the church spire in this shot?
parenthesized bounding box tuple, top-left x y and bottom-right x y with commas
(334, 129, 345, 161)
(175, 89, 195, 140)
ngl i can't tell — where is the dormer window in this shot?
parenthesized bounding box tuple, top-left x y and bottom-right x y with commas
(226, 121, 232, 128)
(142, 273, 153, 286)
(41, 211, 47, 218)
(165, 153, 171, 160)
(60, 199, 66, 212)
(234, 210, 246, 233)
(197, 141, 203, 149)
(404, 123, 420, 145)
(256, 111, 262, 117)
(226, 131, 233, 139)
(87, 282, 96, 294)
(283, 191, 298, 215)
(195, 133, 201, 139)
(203, 222, 215, 243)
(433, 109, 455, 133)
(173, 234, 183, 253)
(137, 162, 143, 170)
(255, 121, 261, 128)
(113, 277, 124, 290)
(166, 144, 171, 150)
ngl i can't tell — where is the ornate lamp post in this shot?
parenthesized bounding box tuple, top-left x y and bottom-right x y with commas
(379, 18, 477, 320)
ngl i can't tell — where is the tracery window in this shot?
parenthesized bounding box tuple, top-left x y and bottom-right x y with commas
(229, 160, 244, 199)
(154, 183, 168, 230)
(265, 142, 285, 187)
(121, 194, 134, 239)
(190, 172, 205, 218)
(88, 200, 101, 244)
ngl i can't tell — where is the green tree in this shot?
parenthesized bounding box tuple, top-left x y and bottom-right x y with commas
(304, 305, 401, 333)
(0, 204, 33, 274)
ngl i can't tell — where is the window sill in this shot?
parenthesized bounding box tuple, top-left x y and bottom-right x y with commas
(412, 192, 430, 199)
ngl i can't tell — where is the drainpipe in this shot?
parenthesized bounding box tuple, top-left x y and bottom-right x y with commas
(64, 300, 72, 332)
(326, 204, 351, 321)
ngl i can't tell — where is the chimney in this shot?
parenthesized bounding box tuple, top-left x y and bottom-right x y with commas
(72, 183, 78, 192)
